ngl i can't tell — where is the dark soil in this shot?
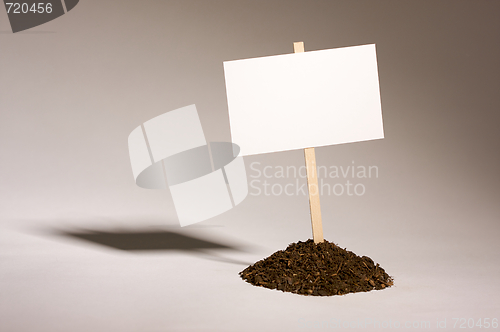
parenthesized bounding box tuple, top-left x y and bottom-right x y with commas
(240, 239, 393, 296)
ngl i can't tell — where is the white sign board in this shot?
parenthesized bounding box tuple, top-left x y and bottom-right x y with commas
(223, 44, 384, 156)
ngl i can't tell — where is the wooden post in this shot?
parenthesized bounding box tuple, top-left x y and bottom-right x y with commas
(294, 41, 324, 244)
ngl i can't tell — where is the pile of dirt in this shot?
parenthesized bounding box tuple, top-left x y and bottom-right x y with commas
(240, 239, 393, 296)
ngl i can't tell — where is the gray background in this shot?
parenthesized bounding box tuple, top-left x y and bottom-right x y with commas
(1, 1, 499, 331)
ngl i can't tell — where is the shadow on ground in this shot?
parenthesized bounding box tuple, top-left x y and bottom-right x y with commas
(60, 230, 233, 251)
(52, 228, 254, 266)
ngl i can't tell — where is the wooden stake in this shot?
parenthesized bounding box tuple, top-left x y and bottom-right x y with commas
(294, 41, 324, 244)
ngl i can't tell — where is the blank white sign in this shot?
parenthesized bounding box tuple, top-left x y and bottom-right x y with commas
(223, 44, 384, 156)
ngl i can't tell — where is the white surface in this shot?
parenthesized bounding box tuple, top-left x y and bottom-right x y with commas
(1, 202, 499, 332)
(224, 44, 384, 156)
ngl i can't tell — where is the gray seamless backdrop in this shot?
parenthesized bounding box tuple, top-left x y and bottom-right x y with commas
(1, 1, 499, 332)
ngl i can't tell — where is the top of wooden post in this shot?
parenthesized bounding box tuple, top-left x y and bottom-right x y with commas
(293, 41, 305, 53)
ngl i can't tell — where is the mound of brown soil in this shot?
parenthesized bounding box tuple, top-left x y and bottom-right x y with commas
(240, 239, 393, 296)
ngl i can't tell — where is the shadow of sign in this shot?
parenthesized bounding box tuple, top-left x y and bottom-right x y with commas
(58, 229, 236, 251)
